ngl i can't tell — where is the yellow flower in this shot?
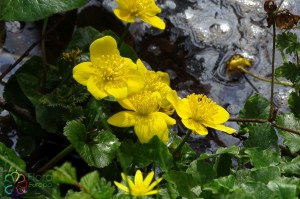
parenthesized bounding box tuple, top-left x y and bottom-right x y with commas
(114, 0, 166, 30)
(107, 91, 175, 143)
(226, 54, 252, 73)
(73, 36, 145, 100)
(167, 91, 235, 135)
(136, 59, 173, 114)
(114, 170, 162, 196)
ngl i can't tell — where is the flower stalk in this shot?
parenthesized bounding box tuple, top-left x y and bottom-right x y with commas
(172, 129, 192, 156)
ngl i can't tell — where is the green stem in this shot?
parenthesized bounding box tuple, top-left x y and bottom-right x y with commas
(37, 144, 74, 174)
(172, 129, 192, 156)
(269, 19, 276, 121)
(41, 18, 49, 90)
(118, 23, 131, 48)
(238, 66, 293, 87)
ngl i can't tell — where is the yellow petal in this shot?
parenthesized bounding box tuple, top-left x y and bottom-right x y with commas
(146, 177, 163, 192)
(145, 1, 162, 15)
(157, 71, 170, 85)
(118, 98, 136, 111)
(116, 0, 130, 9)
(107, 111, 137, 127)
(182, 119, 208, 135)
(104, 82, 128, 100)
(134, 170, 143, 184)
(72, 62, 95, 86)
(114, 181, 129, 193)
(204, 123, 236, 134)
(90, 36, 119, 60)
(87, 77, 108, 100)
(125, 68, 145, 95)
(134, 114, 169, 143)
(144, 171, 154, 187)
(167, 91, 190, 119)
(114, 9, 136, 23)
(136, 59, 149, 75)
(121, 173, 135, 190)
(144, 190, 160, 196)
(139, 15, 166, 30)
(155, 112, 176, 125)
(210, 105, 230, 124)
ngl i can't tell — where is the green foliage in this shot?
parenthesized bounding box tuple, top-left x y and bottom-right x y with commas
(51, 163, 116, 199)
(0, 0, 88, 21)
(288, 92, 300, 118)
(0, 142, 26, 172)
(276, 62, 300, 89)
(276, 32, 300, 55)
(64, 120, 120, 168)
(117, 136, 173, 171)
(276, 113, 300, 154)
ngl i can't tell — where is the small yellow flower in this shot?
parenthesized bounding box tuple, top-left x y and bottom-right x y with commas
(226, 54, 252, 73)
(114, 170, 162, 196)
(114, 0, 166, 30)
(62, 48, 82, 62)
(167, 91, 236, 135)
(107, 91, 175, 143)
(136, 59, 173, 114)
(73, 36, 145, 100)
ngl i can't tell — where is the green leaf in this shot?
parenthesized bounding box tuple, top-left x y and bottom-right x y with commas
(281, 156, 300, 175)
(198, 145, 240, 160)
(288, 92, 300, 119)
(236, 166, 280, 185)
(16, 73, 43, 105)
(0, 0, 88, 21)
(64, 120, 120, 168)
(275, 62, 300, 89)
(67, 27, 102, 52)
(64, 191, 91, 199)
(239, 94, 269, 119)
(36, 103, 63, 133)
(276, 32, 300, 54)
(238, 94, 270, 134)
(244, 123, 278, 152)
(51, 162, 77, 185)
(203, 175, 237, 194)
(241, 182, 276, 199)
(276, 113, 300, 154)
(186, 159, 216, 184)
(267, 181, 297, 199)
(0, 142, 26, 172)
(215, 153, 232, 177)
(79, 171, 115, 199)
(164, 171, 200, 198)
(118, 136, 173, 171)
(245, 148, 280, 168)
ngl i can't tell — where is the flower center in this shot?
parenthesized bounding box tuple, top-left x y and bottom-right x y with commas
(130, 0, 152, 17)
(93, 55, 126, 82)
(130, 91, 160, 115)
(131, 182, 148, 196)
(188, 94, 219, 122)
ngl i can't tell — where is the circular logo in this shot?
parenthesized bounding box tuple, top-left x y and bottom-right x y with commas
(3, 171, 28, 197)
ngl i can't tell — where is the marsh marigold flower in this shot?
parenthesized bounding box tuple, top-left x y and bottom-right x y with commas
(136, 59, 173, 114)
(114, 170, 162, 196)
(226, 54, 252, 73)
(107, 91, 175, 143)
(167, 91, 235, 135)
(73, 36, 144, 100)
(114, 0, 166, 30)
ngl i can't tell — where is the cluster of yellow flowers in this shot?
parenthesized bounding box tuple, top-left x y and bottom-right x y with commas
(73, 35, 235, 144)
(72, 0, 236, 196)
